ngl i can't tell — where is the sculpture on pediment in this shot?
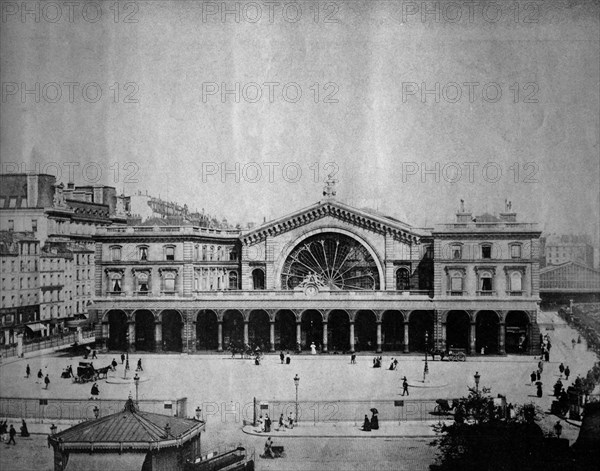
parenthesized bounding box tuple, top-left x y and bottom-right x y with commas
(323, 173, 338, 199)
(53, 183, 67, 208)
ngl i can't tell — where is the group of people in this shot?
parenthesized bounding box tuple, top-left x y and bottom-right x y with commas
(540, 334, 552, 362)
(279, 351, 292, 365)
(0, 420, 29, 445)
(360, 409, 379, 432)
(256, 412, 295, 433)
(26, 364, 50, 389)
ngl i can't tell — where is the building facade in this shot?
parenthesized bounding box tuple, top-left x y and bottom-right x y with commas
(0, 174, 125, 346)
(92, 194, 542, 356)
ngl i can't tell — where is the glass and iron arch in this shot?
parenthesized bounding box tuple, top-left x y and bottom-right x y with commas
(281, 232, 380, 290)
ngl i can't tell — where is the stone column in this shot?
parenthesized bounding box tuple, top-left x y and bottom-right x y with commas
(243, 320, 249, 346)
(217, 321, 223, 352)
(376, 321, 382, 353)
(322, 322, 328, 353)
(269, 320, 275, 352)
(128, 321, 136, 352)
(498, 323, 506, 355)
(101, 322, 109, 352)
(187, 320, 197, 354)
(154, 322, 162, 352)
(296, 321, 302, 349)
(470, 323, 476, 354)
(440, 323, 447, 352)
(403, 323, 409, 353)
(349, 322, 355, 353)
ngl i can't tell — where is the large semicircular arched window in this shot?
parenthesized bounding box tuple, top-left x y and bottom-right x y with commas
(281, 233, 380, 290)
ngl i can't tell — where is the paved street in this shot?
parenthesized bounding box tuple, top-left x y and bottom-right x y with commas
(0, 311, 597, 470)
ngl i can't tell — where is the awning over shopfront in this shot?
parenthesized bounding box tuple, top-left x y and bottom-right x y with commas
(24, 323, 45, 332)
(66, 317, 90, 329)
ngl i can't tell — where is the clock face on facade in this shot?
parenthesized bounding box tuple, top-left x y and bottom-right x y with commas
(304, 284, 318, 296)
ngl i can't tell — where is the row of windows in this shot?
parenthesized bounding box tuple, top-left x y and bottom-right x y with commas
(448, 270, 524, 293)
(450, 243, 522, 260)
(110, 245, 238, 262)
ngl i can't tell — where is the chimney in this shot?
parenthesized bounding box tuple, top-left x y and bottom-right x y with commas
(26, 174, 39, 207)
(93, 187, 104, 204)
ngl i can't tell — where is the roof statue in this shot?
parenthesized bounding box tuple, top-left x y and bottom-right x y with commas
(323, 173, 338, 199)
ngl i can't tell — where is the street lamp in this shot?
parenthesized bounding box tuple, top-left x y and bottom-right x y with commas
(195, 406, 202, 421)
(423, 331, 429, 382)
(133, 373, 140, 404)
(93, 405, 99, 419)
(293, 374, 300, 425)
(474, 371, 481, 392)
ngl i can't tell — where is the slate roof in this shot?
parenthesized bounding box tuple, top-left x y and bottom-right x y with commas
(51, 398, 204, 451)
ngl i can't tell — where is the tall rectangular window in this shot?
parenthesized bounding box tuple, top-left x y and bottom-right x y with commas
(511, 245, 521, 259)
(165, 246, 175, 261)
(31, 219, 38, 232)
(111, 247, 121, 261)
(481, 245, 491, 259)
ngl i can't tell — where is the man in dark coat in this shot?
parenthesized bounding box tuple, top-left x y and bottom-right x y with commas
(44, 374, 50, 389)
(564, 366, 570, 380)
(402, 377, 409, 396)
(121, 353, 125, 364)
(7, 425, 16, 445)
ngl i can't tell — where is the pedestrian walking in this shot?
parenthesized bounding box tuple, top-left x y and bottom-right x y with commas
(0, 420, 8, 442)
(91, 350, 98, 359)
(559, 363, 565, 375)
(538, 360, 544, 373)
(7, 425, 16, 445)
(279, 351, 284, 364)
(121, 353, 125, 364)
(136, 359, 143, 372)
(90, 383, 100, 400)
(554, 420, 562, 438)
(20, 420, 29, 438)
(530, 371, 537, 385)
(536, 381, 543, 398)
(536, 369, 541, 381)
(350, 353, 356, 364)
(44, 374, 50, 390)
(285, 352, 291, 365)
(37, 369, 43, 383)
(564, 366, 570, 380)
(402, 377, 409, 396)
(571, 338, 576, 349)
(287, 412, 294, 429)
(111, 358, 118, 370)
(25, 364, 30, 378)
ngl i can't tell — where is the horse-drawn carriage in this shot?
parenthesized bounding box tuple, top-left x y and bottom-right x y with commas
(73, 362, 98, 383)
(430, 348, 467, 362)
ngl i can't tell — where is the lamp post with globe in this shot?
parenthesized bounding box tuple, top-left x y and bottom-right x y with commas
(293, 374, 300, 425)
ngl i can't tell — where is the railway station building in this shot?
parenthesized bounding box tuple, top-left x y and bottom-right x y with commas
(91, 191, 542, 356)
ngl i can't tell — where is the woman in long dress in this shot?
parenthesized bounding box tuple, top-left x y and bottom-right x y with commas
(310, 343, 317, 355)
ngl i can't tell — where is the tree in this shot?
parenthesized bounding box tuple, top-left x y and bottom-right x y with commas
(430, 387, 573, 471)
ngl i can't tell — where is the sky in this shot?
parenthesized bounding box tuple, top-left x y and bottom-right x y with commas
(1, 0, 598, 238)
